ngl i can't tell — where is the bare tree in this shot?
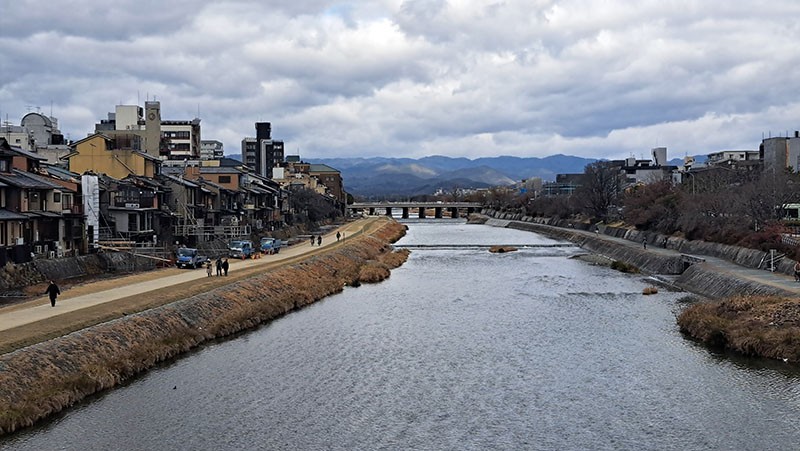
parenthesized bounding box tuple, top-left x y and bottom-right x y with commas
(576, 161, 624, 221)
(622, 180, 680, 233)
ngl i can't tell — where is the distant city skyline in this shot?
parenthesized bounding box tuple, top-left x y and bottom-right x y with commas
(3, 1, 800, 161)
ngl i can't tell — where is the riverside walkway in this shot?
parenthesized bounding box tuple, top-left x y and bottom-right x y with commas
(0, 219, 374, 342)
(488, 217, 800, 297)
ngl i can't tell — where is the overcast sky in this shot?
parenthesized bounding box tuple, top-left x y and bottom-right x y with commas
(3, 1, 800, 161)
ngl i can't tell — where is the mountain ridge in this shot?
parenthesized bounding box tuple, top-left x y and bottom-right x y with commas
(227, 153, 598, 197)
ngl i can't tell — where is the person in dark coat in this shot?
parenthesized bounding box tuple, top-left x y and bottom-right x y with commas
(317, 235, 322, 246)
(222, 258, 229, 276)
(310, 236, 315, 246)
(46, 280, 61, 307)
(336, 231, 341, 242)
(216, 257, 222, 276)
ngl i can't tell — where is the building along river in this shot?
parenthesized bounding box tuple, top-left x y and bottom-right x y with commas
(4, 219, 800, 450)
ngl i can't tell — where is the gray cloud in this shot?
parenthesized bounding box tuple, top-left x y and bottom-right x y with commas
(3, 0, 800, 163)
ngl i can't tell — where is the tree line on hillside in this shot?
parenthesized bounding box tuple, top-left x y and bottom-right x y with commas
(483, 161, 800, 260)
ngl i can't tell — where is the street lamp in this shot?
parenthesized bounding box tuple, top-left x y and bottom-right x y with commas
(685, 172, 695, 195)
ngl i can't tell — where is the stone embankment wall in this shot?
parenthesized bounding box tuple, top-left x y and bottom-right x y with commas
(674, 264, 791, 298)
(0, 253, 158, 294)
(480, 209, 798, 299)
(492, 218, 685, 275)
(0, 220, 407, 435)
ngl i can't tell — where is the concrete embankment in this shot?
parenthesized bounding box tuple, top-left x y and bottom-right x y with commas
(480, 210, 798, 300)
(0, 220, 408, 435)
(494, 219, 685, 275)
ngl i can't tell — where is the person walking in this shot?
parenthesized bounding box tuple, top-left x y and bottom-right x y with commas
(317, 235, 322, 246)
(216, 257, 222, 276)
(222, 258, 229, 276)
(206, 261, 213, 277)
(310, 236, 315, 246)
(642, 238, 647, 249)
(794, 261, 800, 282)
(45, 280, 61, 307)
(336, 231, 341, 242)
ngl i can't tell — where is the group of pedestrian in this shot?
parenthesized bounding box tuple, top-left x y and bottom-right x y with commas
(213, 257, 229, 276)
(310, 235, 322, 246)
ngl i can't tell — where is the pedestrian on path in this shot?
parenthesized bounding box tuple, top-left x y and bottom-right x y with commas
(642, 238, 647, 249)
(310, 236, 315, 246)
(317, 235, 322, 246)
(794, 261, 800, 282)
(45, 280, 60, 307)
(222, 258, 229, 276)
(216, 257, 222, 276)
(206, 261, 212, 277)
(336, 231, 341, 242)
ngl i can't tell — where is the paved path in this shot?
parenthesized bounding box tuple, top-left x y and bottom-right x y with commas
(0, 221, 368, 333)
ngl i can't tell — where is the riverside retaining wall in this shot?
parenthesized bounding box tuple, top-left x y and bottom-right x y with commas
(0, 253, 158, 294)
(481, 210, 798, 299)
(481, 208, 796, 275)
(0, 219, 407, 435)
(490, 218, 685, 275)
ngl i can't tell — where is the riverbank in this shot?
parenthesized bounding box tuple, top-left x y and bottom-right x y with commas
(476, 210, 800, 364)
(677, 295, 800, 361)
(0, 218, 408, 435)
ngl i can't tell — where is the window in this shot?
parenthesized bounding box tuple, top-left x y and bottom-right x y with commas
(53, 192, 61, 203)
(219, 175, 231, 183)
(0, 160, 8, 172)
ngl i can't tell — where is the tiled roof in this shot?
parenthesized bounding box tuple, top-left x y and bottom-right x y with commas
(162, 174, 200, 188)
(308, 164, 340, 173)
(200, 167, 243, 174)
(0, 209, 28, 220)
(0, 170, 64, 189)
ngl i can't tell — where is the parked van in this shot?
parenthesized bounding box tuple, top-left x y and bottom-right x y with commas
(260, 237, 282, 254)
(229, 240, 254, 259)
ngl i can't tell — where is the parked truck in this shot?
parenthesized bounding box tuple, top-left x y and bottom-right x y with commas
(260, 237, 282, 255)
(229, 240, 254, 259)
(175, 247, 208, 269)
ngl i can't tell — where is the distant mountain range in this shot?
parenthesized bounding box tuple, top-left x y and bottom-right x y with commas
(230, 154, 598, 197)
(226, 153, 695, 198)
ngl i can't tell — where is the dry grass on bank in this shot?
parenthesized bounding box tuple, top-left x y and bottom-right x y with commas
(0, 219, 408, 435)
(356, 247, 409, 284)
(677, 295, 800, 362)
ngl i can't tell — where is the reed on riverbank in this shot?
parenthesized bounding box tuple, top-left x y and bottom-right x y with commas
(677, 295, 800, 361)
(0, 219, 407, 435)
(358, 248, 410, 283)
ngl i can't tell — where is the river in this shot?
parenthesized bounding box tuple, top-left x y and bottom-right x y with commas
(3, 220, 800, 450)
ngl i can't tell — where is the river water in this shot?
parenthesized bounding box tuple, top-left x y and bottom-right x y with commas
(4, 220, 800, 450)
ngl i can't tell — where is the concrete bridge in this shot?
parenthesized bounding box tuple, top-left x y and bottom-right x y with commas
(349, 202, 482, 219)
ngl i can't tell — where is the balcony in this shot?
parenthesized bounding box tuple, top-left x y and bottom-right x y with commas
(62, 204, 83, 215)
(113, 198, 155, 209)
